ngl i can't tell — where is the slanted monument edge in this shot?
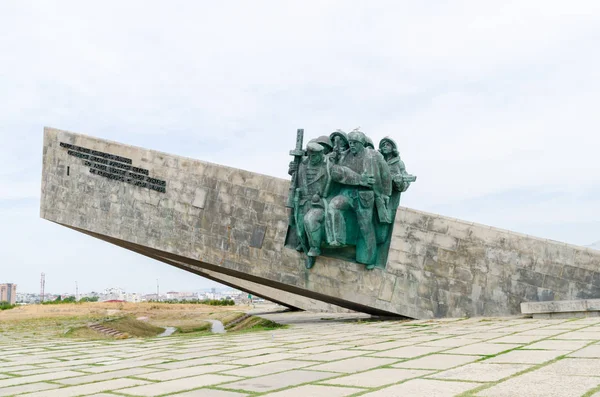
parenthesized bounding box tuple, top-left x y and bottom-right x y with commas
(40, 126, 600, 318)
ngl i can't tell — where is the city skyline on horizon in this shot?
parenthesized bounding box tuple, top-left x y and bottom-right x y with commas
(11, 283, 235, 296)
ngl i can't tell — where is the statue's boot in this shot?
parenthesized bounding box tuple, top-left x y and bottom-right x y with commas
(366, 263, 376, 270)
(306, 228, 323, 257)
(305, 256, 316, 269)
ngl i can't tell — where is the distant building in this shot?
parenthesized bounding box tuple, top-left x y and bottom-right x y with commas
(102, 287, 125, 301)
(142, 294, 159, 301)
(166, 291, 198, 301)
(0, 283, 17, 304)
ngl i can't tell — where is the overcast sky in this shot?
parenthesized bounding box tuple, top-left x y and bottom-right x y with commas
(1, 1, 599, 294)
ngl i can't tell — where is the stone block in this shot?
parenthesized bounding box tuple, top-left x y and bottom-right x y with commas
(119, 375, 241, 397)
(427, 216, 451, 234)
(218, 370, 336, 393)
(476, 372, 600, 397)
(20, 378, 151, 397)
(521, 298, 600, 315)
(221, 360, 312, 377)
(431, 362, 531, 382)
(393, 354, 479, 370)
(323, 368, 432, 388)
(378, 275, 396, 302)
(484, 349, 569, 364)
(359, 378, 479, 397)
(445, 343, 521, 356)
(261, 385, 362, 397)
(430, 232, 459, 251)
(370, 345, 442, 358)
(523, 340, 589, 351)
(0, 383, 60, 396)
(402, 210, 432, 230)
(306, 356, 396, 373)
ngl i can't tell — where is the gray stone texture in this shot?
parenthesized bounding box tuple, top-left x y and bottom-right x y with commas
(475, 372, 600, 397)
(41, 127, 600, 318)
(219, 369, 337, 393)
(322, 368, 433, 388)
(522, 299, 600, 316)
(430, 362, 531, 382)
(360, 378, 479, 397)
(260, 385, 364, 397)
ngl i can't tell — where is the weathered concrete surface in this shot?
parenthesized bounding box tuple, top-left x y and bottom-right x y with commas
(41, 127, 600, 318)
(522, 299, 600, 319)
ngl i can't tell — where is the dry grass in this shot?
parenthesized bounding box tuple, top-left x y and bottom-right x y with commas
(66, 317, 165, 340)
(0, 302, 250, 339)
(227, 316, 287, 332)
(65, 327, 114, 340)
(106, 317, 165, 337)
(0, 302, 248, 322)
(176, 321, 212, 334)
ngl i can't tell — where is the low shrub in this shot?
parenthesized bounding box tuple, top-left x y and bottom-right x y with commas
(0, 301, 16, 311)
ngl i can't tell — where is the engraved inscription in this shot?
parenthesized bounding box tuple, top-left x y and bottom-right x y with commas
(60, 142, 132, 164)
(60, 142, 166, 193)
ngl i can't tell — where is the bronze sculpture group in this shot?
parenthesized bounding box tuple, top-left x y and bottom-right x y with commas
(286, 129, 416, 270)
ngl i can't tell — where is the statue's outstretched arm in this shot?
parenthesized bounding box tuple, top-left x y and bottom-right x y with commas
(330, 165, 362, 186)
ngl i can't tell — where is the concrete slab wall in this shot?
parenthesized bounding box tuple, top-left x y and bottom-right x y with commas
(40, 127, 600, 318)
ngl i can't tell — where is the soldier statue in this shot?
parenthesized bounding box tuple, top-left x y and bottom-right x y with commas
(377, 136, 416, 242)
(287, 129, 415, 270)
(293, 142, 329, 269)
(327, 130, 392, 269)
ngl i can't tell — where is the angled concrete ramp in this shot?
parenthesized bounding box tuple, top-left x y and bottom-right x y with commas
(41, 127, 600, 318)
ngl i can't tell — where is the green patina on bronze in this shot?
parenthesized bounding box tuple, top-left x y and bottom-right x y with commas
(286, 129, 416, 270)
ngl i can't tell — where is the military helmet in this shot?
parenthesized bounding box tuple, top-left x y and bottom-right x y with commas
(348, 130, 367, 145)
(329, 130, 349, 148)
(309, 135, 333, 153)
(365, 136, 375, 149)
(379, 136, 397, 150)
(306, 141, 324, 152)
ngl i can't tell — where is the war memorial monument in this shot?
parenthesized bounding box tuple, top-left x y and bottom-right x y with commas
(40, 127, 600, 318)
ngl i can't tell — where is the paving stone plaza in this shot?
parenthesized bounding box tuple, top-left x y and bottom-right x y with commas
(35, 129, 600, 394)
(3, 311, 600, 397)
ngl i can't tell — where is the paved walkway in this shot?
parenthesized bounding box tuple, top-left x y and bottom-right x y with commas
(2, 312, 600, 396)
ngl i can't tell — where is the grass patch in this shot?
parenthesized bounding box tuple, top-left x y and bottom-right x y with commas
(228, 316, 287, 333)
(219, 311, 246, 326)
(176, 321, 212, 334)
(0, 302, 16, 311)
(105, 317, 165, 337)
(66, 316, 165, 340)
(65, 326, 114, 340)
(582, 384, 600, 397)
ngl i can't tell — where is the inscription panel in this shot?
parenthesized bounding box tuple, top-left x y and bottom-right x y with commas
(60, 142, 166, 193)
